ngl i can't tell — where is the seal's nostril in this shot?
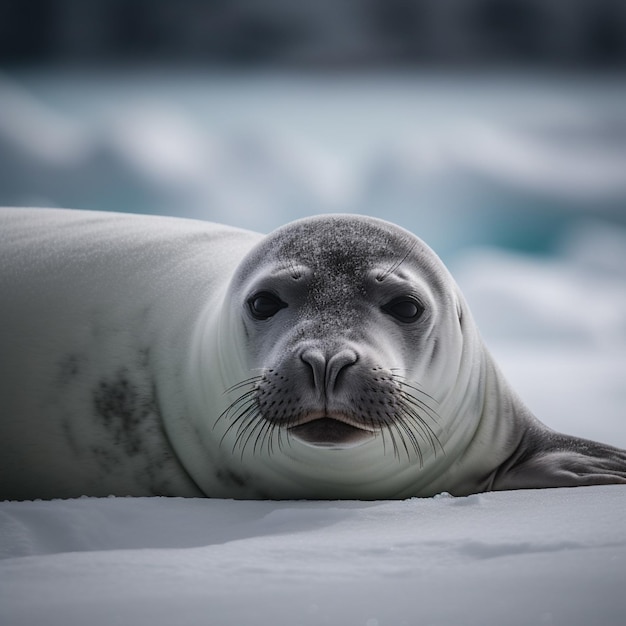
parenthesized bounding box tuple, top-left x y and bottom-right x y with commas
(300, 348, 326, 392)
(326, 349, 358, 392)
(301, 347, 357, 394)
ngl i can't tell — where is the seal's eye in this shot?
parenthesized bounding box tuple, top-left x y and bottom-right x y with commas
(382, 297, 424, 323)
(248, 292, 287, 320)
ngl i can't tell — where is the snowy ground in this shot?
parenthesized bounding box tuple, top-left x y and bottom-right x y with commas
(1, 71, 625, 625)
(2, 487, 625, 626)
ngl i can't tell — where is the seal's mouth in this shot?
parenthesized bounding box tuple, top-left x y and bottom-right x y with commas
(288, 415, 376, 449)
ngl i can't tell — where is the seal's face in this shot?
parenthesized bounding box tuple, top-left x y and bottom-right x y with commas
(222, 215, 464, 467)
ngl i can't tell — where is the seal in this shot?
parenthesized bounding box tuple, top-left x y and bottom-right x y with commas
(1, 207, 625, 500)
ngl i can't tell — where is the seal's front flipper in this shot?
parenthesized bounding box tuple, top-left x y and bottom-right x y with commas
(491, 430, 626, 491)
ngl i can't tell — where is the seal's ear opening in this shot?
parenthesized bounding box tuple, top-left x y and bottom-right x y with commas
(456, 298, 464, 327)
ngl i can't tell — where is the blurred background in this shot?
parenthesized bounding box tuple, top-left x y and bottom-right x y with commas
(2, 0, 626, 253)
(1, 0, 625, 439)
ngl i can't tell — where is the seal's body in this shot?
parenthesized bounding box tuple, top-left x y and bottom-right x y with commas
(1, 208, 625, 500)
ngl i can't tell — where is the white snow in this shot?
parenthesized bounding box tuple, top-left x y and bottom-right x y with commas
(1, 488, 625, 625)
(1, 70, 626, 625)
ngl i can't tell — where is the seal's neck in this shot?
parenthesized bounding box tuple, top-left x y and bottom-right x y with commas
(448, 345, 532, 495)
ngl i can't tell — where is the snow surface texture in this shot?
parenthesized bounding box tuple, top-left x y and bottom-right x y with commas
(1, 72, 625, 624)
(1, 488, 626, 626)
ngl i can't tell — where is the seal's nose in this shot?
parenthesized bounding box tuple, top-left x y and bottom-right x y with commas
(300, 348, 358, 394)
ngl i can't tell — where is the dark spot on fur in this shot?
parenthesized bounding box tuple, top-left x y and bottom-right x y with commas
(57, 353, 84, 386)
(90, 444, 122, 474)
(93, 370, 146, 456)
(61, 417, 80, 455)
(89, 372, 195, 494)
(216, 469, 248, 489)
(138, 347, 151, 369)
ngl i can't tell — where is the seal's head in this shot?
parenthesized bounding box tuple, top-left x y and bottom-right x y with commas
(210, 215, 486, 498)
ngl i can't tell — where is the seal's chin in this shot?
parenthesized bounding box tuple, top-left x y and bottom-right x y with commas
(288, 417, 375, 449)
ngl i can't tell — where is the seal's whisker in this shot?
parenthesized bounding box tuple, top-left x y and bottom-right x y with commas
(222, 376, 262, 395)
(231, 400, 263, 444)
(223, 393, 257, 423)
(395, 414, 424, 465)
(376, 241, 417, 281)
(251, 422, 264, 457)
(401, 393, 440, 423)
(215, 388, 258, 428)
(390, 374, 441, 448)
(270, 421, 281, 455)
(398, 408, 430, 464)
(277, 418, 292, 453)
(401, 397, 440, 430)
(397, 396, 438, 441)
(235, 414, 266, 459)
(267, 421, 278, 456)
(392, 374, 440, 406)
(220, 400, 259, 446)
(397, 399, 444, 456)
(229, 414, 258, 455)
(218, 370, 443, 467)
(216, 391, 257, 432)
(395, 383, 440, 425)
(384, 421, 401, 460)
(257, 417, 275, 457)
(217, 374, 288, 458)
(264, 420, 279, 457)
(376, 419, 390, 456)
(390, 419, 411, 460)
(397, 396, 437, 438)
